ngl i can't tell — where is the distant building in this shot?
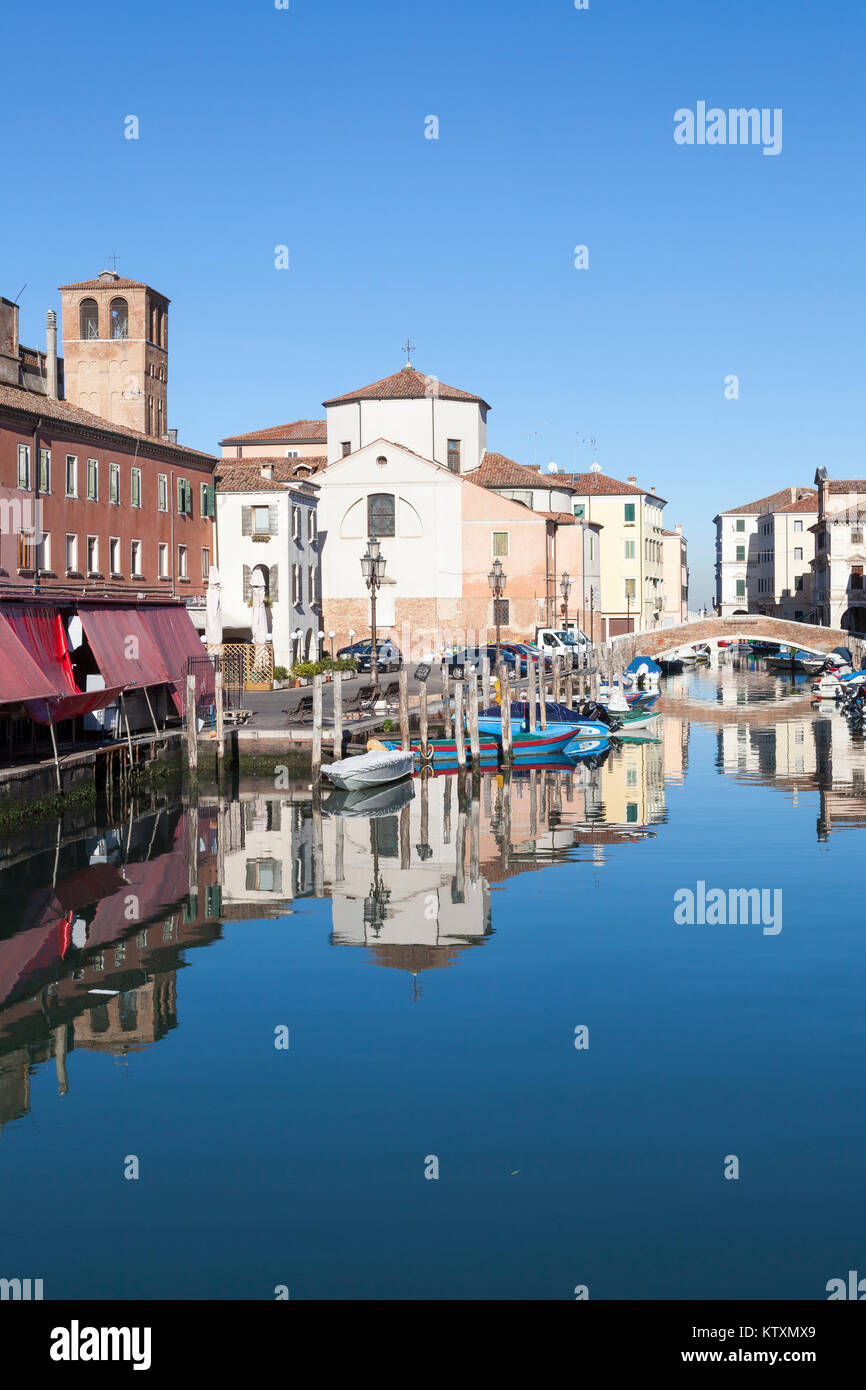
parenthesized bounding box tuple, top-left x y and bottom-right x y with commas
(219, 419, 327, 461)
(662, 525, 688, 625)
(215, 459, 320, 666)
(713, 485, 817, 619)
(811, 469, 866, 633)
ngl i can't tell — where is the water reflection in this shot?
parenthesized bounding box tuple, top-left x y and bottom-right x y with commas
(2, 653, 866, 1131)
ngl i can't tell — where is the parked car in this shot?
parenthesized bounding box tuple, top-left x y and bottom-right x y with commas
(505, 641, 553, 673)
(335, 639, 403, 673)
(445, 645, 519, 679)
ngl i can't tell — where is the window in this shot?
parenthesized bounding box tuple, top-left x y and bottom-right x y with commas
(38, 448, 50, 493)
(735, 519, 745, 532)
(623, 503, 635, 523)
(177, 477, 192, 515)
(624, 539, 635, 560)
(853, 529, 864, 545)
(65, 534, 78, 572)
(795, 575, 804, 591)
(624, 578, 636, 600)
(736, 579, 746, 597)
(292, 563, 302, 604)
(200, 482, 213, 518)
(794, 546, 803, 561)
(17, 530, 35, 571)
(87, 458, 98, 500)
(65, 455, 77, 497)
(447, 439, 461, 473)
(87, 535, 99, 574)
(131, 467, 141, 507)
(253, 505, 272, 536)
(286, 450, 299, 459)
(794, 520, 803, 532)
(493, 597, 509, 626)
(308, 509, 317, 543)
(291, 505, 301, 540)
(368, 493, 395, 537)
(178, 544, 188, 578)
(109, 297, 128, 339)
(202, 547, 210, 579)
(158, 542, 169, 578)
(341, 441, 351, 457)
(493, 532, 509, 557)
(735, 545, 745, 561)
(573, 504, 585, 519)
(308, 565, 316, 604)
(109, 537, 121, 575)
(109, 461, 120, 504)
(131, 539, 142, 575)
(79, 298, 99, 339)
(852, 567, 864, 591)
(158, 474, 168, 511)
(17, 444, 30, 489)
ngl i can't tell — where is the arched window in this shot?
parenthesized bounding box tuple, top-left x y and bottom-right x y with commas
(109, 298, 128, 339)
(80, 298, 99, 340)
(367, 493, 395, 538)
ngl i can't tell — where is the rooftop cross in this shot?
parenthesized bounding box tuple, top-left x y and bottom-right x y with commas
(402, 338, 415, 366)
(109, 252, 119, 271)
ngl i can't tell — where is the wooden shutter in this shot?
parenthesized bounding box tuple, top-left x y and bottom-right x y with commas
(242, 506, 252, 536)
(207, 483, 215, 517)
(270, 565, 279, 601)
(243, 564, 252, 602)
(269, 505, 278, 535)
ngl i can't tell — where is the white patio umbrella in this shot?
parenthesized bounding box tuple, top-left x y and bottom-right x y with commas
(205, 566, 223, 649)
(250, 569, 269, 644)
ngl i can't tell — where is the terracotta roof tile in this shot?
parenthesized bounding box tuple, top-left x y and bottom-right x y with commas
(58, 270, 166, 297)
(323, 365, 490, 409)
(717, 485, 814, 516)
(215, 458, 326, 492)
(774, 494, 819, 513)
(220, 418, 326, 445)
(828, 479, 866, 494)
(470, 453, 578, 491)
(560, 470, 664, 501)
(0, 382, 214, 463)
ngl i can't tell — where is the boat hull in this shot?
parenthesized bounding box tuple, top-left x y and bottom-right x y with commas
(323, 749, 415, 790)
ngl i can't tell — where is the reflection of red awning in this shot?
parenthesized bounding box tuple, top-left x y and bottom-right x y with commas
(0, 613, 61, 705)
(78, 607, 171, 690)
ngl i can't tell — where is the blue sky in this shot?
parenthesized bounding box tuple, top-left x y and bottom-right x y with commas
(4, 0, 864, 604)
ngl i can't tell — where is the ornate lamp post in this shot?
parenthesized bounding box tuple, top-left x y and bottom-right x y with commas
(488, 557, 507, 657)
(361, 537, 387, 687)
(318, 628, 325, 660)
(560, 570, 573, 631)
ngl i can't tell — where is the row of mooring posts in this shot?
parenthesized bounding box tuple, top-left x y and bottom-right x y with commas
(304, 645, 619, 784)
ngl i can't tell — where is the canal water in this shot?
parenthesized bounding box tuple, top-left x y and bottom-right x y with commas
(1, 656, 864, 1300)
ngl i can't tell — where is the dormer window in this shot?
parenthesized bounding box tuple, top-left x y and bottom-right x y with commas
(80, 298, 99, 339)
(447, 439, 461, 473)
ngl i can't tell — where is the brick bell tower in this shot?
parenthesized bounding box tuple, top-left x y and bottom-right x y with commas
(58, 268, 169, 436)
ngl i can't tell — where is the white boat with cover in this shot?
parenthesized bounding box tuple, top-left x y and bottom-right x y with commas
(322, 743, 415, 791)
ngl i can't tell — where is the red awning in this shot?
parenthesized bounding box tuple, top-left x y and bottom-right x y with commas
(0, 606, 77, 695)
(77, 607, 171, 690)
(135, 605, 212, 713)
(0, 612, 64, 705)
(25, 685, 127, 726)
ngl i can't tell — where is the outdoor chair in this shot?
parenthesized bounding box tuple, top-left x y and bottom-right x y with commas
(343, 684, 377, 720)
(282, 693, 314, 723)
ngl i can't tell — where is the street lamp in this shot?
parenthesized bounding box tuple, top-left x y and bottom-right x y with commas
(361, 536, 387, 687)
(318, 629, 325, 660)
(560, 571, 573, 631)
(328, 630, 336, 662)
(488, 557, 507, 658)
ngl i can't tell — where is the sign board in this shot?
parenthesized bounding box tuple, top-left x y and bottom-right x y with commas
(413, 663, 432, 683)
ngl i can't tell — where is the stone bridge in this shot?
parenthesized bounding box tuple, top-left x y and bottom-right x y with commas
(607, 614, 865, 664)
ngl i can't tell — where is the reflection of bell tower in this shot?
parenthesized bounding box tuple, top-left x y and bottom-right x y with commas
(58, 269, 169, 436)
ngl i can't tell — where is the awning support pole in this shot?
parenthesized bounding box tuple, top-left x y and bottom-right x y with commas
(48, 722, 62, 792)
(142, 685, 160, 736)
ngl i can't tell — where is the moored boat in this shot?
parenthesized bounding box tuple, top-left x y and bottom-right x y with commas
(322, 746, 415, 790)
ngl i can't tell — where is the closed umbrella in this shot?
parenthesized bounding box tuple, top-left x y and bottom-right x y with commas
(205, 566, 223, 649)
(250, 570, 269, 644)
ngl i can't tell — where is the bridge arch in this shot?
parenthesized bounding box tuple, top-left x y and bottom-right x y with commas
(606, 615, 865, 664)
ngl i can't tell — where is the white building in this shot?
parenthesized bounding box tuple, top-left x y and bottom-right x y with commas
(215, 460, 321, 667)
(713, 485, 816, 618)
(811, 468, 866, 633)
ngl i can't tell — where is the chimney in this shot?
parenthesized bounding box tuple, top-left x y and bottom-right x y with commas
(168, 427, 177, 444)
(675, 523, 682, 535)
(791, 486, 797, 503)
(261, 462, 274, 481)
(45, 310, 58, 399)
(627, 475, 637, 485)
(650, 485, 655, 495)
(0, 296, 20, 386)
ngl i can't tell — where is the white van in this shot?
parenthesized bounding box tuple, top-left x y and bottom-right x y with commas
(534, 627, 590, 666)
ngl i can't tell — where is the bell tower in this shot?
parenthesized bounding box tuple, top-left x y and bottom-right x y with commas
(58, 269, 169, 436)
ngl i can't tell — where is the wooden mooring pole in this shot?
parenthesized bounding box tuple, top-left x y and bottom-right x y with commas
(498, 662, 513, 765)
(454, 680, 466, 769)
(215, 670, 225, 765)
(468, 672, 480, 765)
(527, 658, 537, 732)
(419, 680, 429, 760)
(185, 674, 198, 773)
(332, 669, 343, 757)
(312, 673, 323, 782)
(399, 666, 410, 751)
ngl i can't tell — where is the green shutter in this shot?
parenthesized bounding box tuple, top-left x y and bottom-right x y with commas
(207, 482, 215, 517)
